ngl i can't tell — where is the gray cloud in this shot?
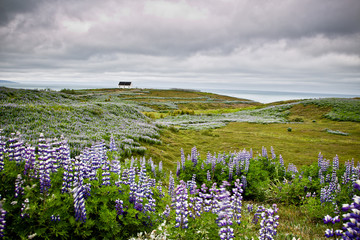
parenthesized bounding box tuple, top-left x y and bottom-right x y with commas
(0, 0, 46, 26)
(0, 0, 359, 94)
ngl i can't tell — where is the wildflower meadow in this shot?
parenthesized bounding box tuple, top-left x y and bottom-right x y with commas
(0, 130, 359, 239)
(1, 87, 359, 239)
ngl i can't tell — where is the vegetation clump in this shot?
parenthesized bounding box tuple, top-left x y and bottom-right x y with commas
(0, 132, 359, 239)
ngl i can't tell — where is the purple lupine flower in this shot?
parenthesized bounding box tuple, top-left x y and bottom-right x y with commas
(218, 154, 225, 165)
(23, 146, 36, 177)
(319, 169, 325, 185)
(320, 156, 330, 173)
(39, 153, 51, 195)
(324, 228, 334, 238)
(157, 181, 165, 198)
(323, 215, 333, 224)
(262, 146, 268, 158)
(219, 226, 234, 240)
(180, 148, 185, 171)
(61, 157, 74, 193)
(168, 171, 175, 198)
(110, 160, 121, 176)
(279, 154, 285, 172)
(150, 158, 156, 178)
(331, 156, 339, 184)
(206, 152, 212, 164)
(128, 167, 137, 204)
(20, 198, 29, 218)
(341, 180, 360, 238)
(137, 163, 157, 215)
(252, 206, 265, 224)
(323, 215, 343, 238)
(158, 161, 163, 173)
(50, 215, 60, 222)
(199, 184, 212, 213)
(176, 161, 180, 177)
(270, 146, 276, 160)
(243, 155, 250, 172)
(234, 155, 240, 176)
(191, 146, 198, 167)
(187, 174, 197, 195)
(72, 183, 87, 223)
(231, 179, 243, 225)
(109, 135, 118, 151)
(57, 135, 70, 168)
(162, 204, 171, 218)
(174, 180, 189, 229)
(8, 132, 25, 164)
(37, 135, 52, 195)
(187, 175, 200, 218)
(212, 155, 217, 173)
(287, 163, 298, 179)
(73, 157, 83, 187)
(241, 175, 247, 189)
(0, 199, 6, 238)
(207, 170, 211, 181)
(258, 205, 279, 240)
(210, 183, 220, 214)
(228, 161, 234, 181)
(350, 159, 359, 183)
(115, 199, 125, 216)
(83, 183, 92, 199)
(14, 174, 24, 198)
(47, 141, 58, 173)
(144, 197, 156, 214)
(318, 152, 323, 168)
(342, 160, 352, 184)
(216, 181, 234, 240)
(0, 131, 5, 172)
(101, 161, 111, 186)
(247, 204, 253, 213)
(332, 155, 339, 172)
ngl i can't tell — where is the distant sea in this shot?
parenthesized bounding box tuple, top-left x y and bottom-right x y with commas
(1, 81, 358, 104)
(201, 88, 359, 104)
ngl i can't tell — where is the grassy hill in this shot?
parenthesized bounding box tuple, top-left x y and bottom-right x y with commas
(1, 86, 359, 168)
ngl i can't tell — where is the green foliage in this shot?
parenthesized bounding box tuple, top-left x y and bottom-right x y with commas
(245, 157, 285, 201)
(60, 89, 78, 95)
(303, 98, 360, 122)
(0, 154, 168, 239)
(300, 197, 333, 221)
(168, 211, 219, 240)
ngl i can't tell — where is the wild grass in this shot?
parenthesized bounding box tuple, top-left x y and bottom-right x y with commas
(143, 119, 360, 169)
(1, 87, 359, 168)
(302, 98, 360, 122)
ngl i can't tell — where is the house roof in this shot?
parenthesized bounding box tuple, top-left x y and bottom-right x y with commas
(118, 82, 132, 85)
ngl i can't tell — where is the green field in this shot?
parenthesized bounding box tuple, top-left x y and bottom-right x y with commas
(1, 86, 359, 168)
(1, 87, 360, 239)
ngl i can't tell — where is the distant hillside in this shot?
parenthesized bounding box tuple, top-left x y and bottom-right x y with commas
(0, 80, 17, 84)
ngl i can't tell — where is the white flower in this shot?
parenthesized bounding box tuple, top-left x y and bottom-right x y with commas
(28, 233, 37, 239)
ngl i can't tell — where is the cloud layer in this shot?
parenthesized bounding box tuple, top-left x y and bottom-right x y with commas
(1, 0, 359, 93)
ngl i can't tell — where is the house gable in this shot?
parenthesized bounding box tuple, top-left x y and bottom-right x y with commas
(118, 82, 132, 88)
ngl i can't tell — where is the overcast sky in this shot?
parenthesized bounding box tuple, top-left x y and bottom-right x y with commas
(0, 0, 359, 94)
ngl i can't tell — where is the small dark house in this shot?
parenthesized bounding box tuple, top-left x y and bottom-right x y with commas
(118, 82, 132, 89)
